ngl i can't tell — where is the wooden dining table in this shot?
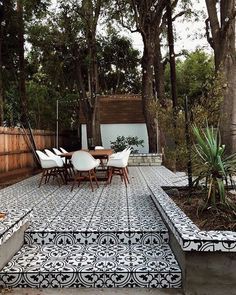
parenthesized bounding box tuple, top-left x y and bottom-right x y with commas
(60, 149, 113, 184)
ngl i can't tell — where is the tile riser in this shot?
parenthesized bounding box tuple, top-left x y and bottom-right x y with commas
(0, 272, 181, 288)
(24, 232, 169, 246)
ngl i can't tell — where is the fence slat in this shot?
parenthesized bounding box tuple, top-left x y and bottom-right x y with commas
(0, 127, 68, 173)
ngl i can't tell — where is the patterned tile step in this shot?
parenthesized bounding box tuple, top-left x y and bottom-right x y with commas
(24, 231, 169, 246)
(0, 209, 31, 246)
(0, 243, 181, 288)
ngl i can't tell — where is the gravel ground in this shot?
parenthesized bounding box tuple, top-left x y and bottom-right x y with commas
(0, 288, 183, 295)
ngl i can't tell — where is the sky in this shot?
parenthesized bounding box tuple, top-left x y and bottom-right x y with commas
(122, 0, 212, 56)
(49, 0, 212, 56)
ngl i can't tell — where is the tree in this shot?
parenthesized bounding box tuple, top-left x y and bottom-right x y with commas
(205, 0, 236, 153)
(114, 0, 167, 152)
(0, 0, 19, 126)
(99, 32, 141, 94)
(17, 0, 28, 125)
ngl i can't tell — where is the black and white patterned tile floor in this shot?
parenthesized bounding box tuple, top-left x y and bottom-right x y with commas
(0, 243, 181, 288)
(0, 166, 183, 288)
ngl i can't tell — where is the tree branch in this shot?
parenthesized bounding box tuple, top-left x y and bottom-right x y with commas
(172, 10, 186, 22)
(205, 0, 220, 43)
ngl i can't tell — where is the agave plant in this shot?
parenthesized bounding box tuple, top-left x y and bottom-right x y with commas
(192, 124, 236, 207)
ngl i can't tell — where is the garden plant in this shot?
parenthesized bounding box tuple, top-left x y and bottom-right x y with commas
(192, 124, 236, 210)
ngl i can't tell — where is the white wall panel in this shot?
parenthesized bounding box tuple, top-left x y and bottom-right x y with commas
(81, 123, 149, 153)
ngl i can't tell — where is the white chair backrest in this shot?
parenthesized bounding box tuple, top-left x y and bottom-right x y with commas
(44, 149, 64, 167)
(36, 150, 49, 161)
(36, 150, 58, 169)
(123, 148, 131, 164)
(45, 149, 58, 158)
(95, 146, 104, 150)
(60, 147, 68, 153)
(72, 151, 98, 171)
(53, 148, 62, 155)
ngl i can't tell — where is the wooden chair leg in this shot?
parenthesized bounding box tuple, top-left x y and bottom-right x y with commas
(71, 175, 77, 192)
(93, 169, 99, 188)
(122, 168, 128, 187)
(44, 169, 51, 184)
(107, 167, 113, 184)
(39, 170, 45, 187)
(119, 168, 124, 182)
(55, 169, 61, 187)
(88, 170, 94, 191)
(124, 167, 130, 183)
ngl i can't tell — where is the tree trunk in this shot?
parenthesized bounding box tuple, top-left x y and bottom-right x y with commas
(221, 48, 236, 153)
(130, 0, 166, 153)
(17, 0, 28, 126)
(219, 1, 236, 153)
(141, 33, 157, 153)
(81, 0, 102, 147)
(76, 55, 102, 148)
(205, 0, 236, 153)
(166, 0, 178, 168)
(154, 30, 165, 105)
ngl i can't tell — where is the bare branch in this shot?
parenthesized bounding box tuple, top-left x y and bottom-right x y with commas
(120, 16, 138, 33)
(172, 11, 186, 22)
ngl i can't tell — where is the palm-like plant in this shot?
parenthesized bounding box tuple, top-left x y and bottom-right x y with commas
(192, 124, 236, 207)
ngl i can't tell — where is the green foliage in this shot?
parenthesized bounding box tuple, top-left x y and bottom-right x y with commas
(153, 50, 224, 170)
(99, 30, 141, 94)
(192, 124, 236, 208)
(110, 136, 144, 153)
(165, 50, 215, 107)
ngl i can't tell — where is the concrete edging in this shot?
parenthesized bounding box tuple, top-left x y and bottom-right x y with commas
(148, 185, 236, 295)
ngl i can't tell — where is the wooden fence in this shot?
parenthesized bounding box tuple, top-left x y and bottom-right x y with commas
(0, 127, 69, 174)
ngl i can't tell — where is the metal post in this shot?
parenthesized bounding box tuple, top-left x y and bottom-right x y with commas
(184, 95, 193, 188)
(56, 99, 59, 149)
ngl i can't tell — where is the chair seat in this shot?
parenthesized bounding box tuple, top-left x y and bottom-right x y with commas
(36, 150, 66, 187)
(71, 151, 100, 191)
(106, 148, 131, 187)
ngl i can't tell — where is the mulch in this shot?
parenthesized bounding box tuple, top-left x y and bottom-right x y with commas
(169, 189, 236, 231)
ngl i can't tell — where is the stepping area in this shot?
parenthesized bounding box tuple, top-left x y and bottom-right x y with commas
(0, 166, 186, 288)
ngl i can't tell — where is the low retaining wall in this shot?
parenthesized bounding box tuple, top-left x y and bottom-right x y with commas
(128, 153, 162, 166)
(0, 209, 31, 270)
(146, 183, 236, 295)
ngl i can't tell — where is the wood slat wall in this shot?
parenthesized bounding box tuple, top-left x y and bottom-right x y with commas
(0, 127, 67, 173)
(80, 94, 145, 124)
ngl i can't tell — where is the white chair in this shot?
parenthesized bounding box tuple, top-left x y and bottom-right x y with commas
(71, 151, 100, 191)
(95, 146, 106, 168)
(53, 147, 65, 162)
(60, 147, 68, 153)
(107, 148, 131, 187)
(36, 150, 65, 187)
(53, 147, 74, 177)
(53, 147, 63, 155)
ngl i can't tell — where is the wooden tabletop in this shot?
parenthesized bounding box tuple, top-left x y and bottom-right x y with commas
(60, 149, 113, 158)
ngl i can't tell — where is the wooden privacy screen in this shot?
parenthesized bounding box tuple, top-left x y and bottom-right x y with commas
(79, 95, 145, 124)
(0, 127, 65, 173)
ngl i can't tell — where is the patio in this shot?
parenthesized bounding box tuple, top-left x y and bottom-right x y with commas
(0, 166, 186, 289)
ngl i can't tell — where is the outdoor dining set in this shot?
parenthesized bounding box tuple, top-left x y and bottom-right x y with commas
(36, 146, 132, 191)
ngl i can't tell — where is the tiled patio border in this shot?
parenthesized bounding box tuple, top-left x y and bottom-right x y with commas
(148, 185, 236, 252)
(0, 209, 31, 246)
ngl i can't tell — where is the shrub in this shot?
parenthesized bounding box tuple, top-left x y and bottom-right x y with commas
(192, 124, 236, 208)
(110, 136, 144, 153)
